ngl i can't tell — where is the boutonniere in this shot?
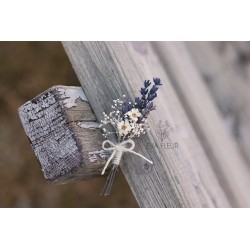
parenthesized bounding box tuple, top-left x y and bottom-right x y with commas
(99, 78, 162, 195)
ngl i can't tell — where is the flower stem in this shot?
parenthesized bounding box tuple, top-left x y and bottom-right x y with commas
(100, 164, 119, 196)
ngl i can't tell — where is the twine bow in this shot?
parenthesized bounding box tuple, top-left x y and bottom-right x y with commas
(101, 139, 153, 175)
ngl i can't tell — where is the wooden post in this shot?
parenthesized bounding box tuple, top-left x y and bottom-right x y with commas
(18, 85, 110, 184)
(63, 41, 230, 207)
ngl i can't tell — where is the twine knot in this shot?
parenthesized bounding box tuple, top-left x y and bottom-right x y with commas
(101, 139, 153, 175)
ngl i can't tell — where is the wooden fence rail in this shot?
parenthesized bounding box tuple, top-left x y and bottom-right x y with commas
(19, 41, 250, 207)
(63, 41, 232, 207)
(153, 41, 250, 207)
(186, 41, 250, 167)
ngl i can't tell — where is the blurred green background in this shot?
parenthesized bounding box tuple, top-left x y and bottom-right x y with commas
(0, 42, 137, 207)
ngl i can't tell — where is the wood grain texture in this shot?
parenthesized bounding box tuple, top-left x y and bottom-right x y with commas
(154, 41, 250, 207)
(18, 85, 109, 184)
(186, 41, 250, 166)
(63, 41, 230, 208)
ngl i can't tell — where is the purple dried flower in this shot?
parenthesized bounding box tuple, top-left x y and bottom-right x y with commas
(153, 78, 162, 85)
(148, 93, 157, 101)
(147, 102, 155, 110)
(144, 80, 151, 88)
(140, 87, 148, 96)
(135, 97, 140, 104)
(149, 85, 159, 95)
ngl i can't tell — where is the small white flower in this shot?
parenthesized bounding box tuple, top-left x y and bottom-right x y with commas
(117, 120, 132, 136)
(126, 108, 142, 121)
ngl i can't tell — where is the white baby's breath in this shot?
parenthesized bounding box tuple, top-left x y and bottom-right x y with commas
(99, 96, 151, 139)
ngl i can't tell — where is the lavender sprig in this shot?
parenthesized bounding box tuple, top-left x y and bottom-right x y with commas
(100, 78, 162, 140)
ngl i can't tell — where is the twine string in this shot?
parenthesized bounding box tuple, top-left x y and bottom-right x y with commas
(101, 139, 153, 175)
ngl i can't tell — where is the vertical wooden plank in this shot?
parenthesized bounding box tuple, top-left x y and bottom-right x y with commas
(186, 41, 250, 166)
(63, 41, 230, 208)
(154, 41, 250, 207)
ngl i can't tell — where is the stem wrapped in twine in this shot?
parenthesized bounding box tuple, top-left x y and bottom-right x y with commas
(100, 139, 153, 195)
(101, 139, 153, 175)
(100, 164, 119, 196)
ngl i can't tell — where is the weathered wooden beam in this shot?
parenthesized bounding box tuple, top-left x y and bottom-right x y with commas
(18, 85, 110, 184)
(186, 41, 250, 167)
(153, 41, 250, 207)
(63, 41, 230, 208)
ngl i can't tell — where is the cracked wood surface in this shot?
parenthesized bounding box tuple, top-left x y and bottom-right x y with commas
(63, 41, 231, 208)
(18, 85, 109, 184)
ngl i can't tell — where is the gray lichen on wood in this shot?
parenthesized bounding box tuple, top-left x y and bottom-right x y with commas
(18, 86, 109, 184)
